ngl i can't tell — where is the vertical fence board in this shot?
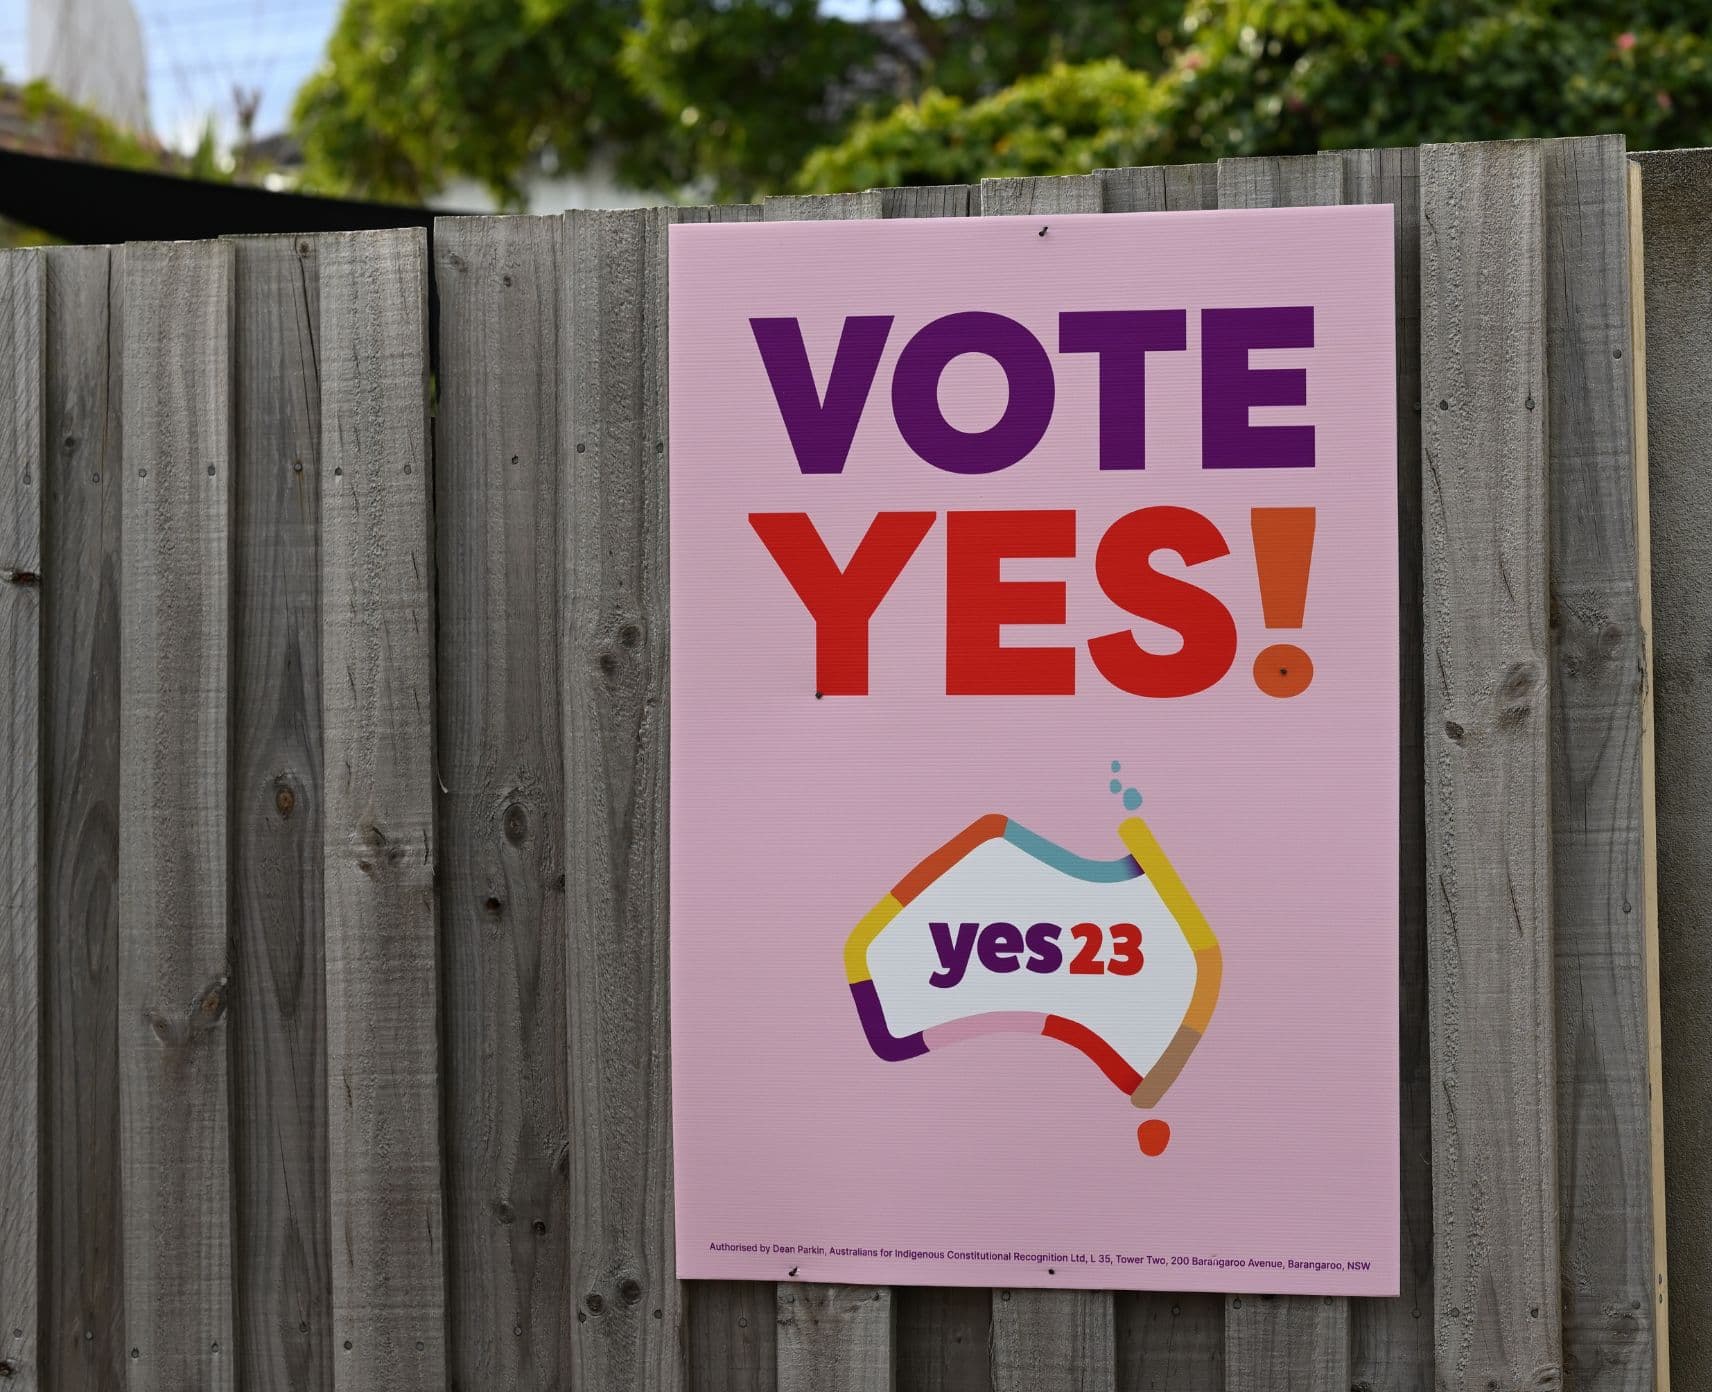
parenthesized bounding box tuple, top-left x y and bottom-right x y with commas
(778, 1287, 893, 1392)
(1216, 151, 1352, 1392)
(1540, 134, 1656, 1392)
(0, 249, 43, 1391)
(978, 173, 1101, 218)
(118, 238, 236, 1391)
(40, 245, 126, 1392)
(435, 214, 571, 1392)
(881, 185, 974, 218)
(1631, 144, 1712, 1382)
(755, 190, 897, 1392)
(1418, 140, 1561, 1391)
(1224, 1297, 1347, 1392)
(1090, 159, 1226, 1392)
(1342, 143, 1435, 1392)
(1116, 1295, 1222, 1392)
(1098, 161, 1218, 215)
(974, 169, 1114, 1392)
(1625, 155, 1670, 1392)
(230, 232, 333, 1392)
(563, 206, 682, 1392)
(318, 227, 446, 1391)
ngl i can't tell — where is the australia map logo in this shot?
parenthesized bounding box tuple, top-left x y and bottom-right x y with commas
(844, 771, 1221, 1158)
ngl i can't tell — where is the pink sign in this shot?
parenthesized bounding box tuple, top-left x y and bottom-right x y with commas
(668, 205, 1399, 1296)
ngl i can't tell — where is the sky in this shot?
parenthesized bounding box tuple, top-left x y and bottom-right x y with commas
(0, 0, 898, 149)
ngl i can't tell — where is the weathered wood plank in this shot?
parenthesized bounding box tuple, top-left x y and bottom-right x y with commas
(434, 214, 570, 1392)
(881, 185, 975, 218)
(1625, 154, 1670, 1392)
(1342, 143, 1435, 1392)
(991, 1290, 1114, 1392)
(762, 191, 885, 221)
(1218, 152, 1342, 208)
(1224, 1295, 1347, 1392)
(117, 238, 236, 1391)
(978, 173, 1101, 216)
(1631, 143, 1712, 1384)
(1418, 140, 1560, 1391)
(562, 205, 682, 1392)
(975, 170, 1112, 1392)
(1097, 162, 1217, 213)
(39, 244, 126, 1392)
(1092, 159, 1224, 1392)
(1216, 150, 1352, 1392)
(897, 1288, 989, 1392)
(318, 227, 446, 1391)
(1541, 133, 1656, 1392)
(229, 232, 333, 1392)
(688, 1283, 777, 1392)
(778, 1287, 893, 1392)
(0, 248, 43, 1391)
(1116, 1294, 1222, 1392)
(746, 190, 898, 1392)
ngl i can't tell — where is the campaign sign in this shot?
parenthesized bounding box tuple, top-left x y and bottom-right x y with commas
(668, 206, 1399, 1295)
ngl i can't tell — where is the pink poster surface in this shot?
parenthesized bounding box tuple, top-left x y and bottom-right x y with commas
(668, 206, 1399, 1296)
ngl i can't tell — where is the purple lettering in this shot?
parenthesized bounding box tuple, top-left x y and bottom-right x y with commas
(1201, 306, 1315, 469)
(1059, 310, 1187, 469)
(751, 315, 893, 475)
(892, 311, 1053, 474)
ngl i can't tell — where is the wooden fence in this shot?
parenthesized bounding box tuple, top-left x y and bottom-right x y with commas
(0, 133, 1698, 1391)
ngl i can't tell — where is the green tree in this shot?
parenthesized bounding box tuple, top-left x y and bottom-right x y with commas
(293, 0, 1178, 204)
(294, 0, 1712, 206)
(801, 1, 1712, 192)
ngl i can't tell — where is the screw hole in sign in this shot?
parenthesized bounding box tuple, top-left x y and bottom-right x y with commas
(1250, 507, 1317, 697)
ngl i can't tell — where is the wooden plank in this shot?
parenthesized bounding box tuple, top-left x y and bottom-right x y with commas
(1418, 140, 1560, 1391)
(318, 227, 445, 1391)
(1626, 154, 1670, 1392)
(1218, 151, 1343, 208)
(1215, 151, 1351, 1392)
(1224, 1296, 1347, 1392)
(562, 205, 682, 1392)
(881, 185, 974, 218)
(1097, 162, 1217, 213)
(688, 1283, 777, 1392)
(1540, 134, 1657, 1392)
(0, 249, 43, 1391)
(229, 232, 333, 1392)
(1629, 144, 1712, 1384)
(434, 214, 570, 1391)
(117, 238, 236, 1391)
(39, 244, 126, 1392)
(976, 170, 1111, 1392)
(1341, 143, 1435, 1392)
(745, 190, 897, 1392)
(897, 1289, 989, 1392)
(778, 1287, 892, 1392)
(762, 191, 885, 221)
(978, 173, 1101, 216)
(1115, 1294, 1222, 1392)
(1092, 160, 1223, 1392)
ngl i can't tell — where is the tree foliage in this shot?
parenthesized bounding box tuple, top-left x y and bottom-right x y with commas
(293, 0, 1712, 206)
(802, 2, 1712, 191)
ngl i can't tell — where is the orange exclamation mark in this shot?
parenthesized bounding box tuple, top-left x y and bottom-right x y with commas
(1250, 507, 1316, 697)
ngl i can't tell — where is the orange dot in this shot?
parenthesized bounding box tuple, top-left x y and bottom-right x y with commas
(1137, 1119, 1171, 1157)
(1254, 643, 1313, 698)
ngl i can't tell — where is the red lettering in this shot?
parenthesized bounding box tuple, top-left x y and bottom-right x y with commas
(1089, 506, 1237, 697)
(750, 511, 935, 695)
(946, 509, 1076, 695)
